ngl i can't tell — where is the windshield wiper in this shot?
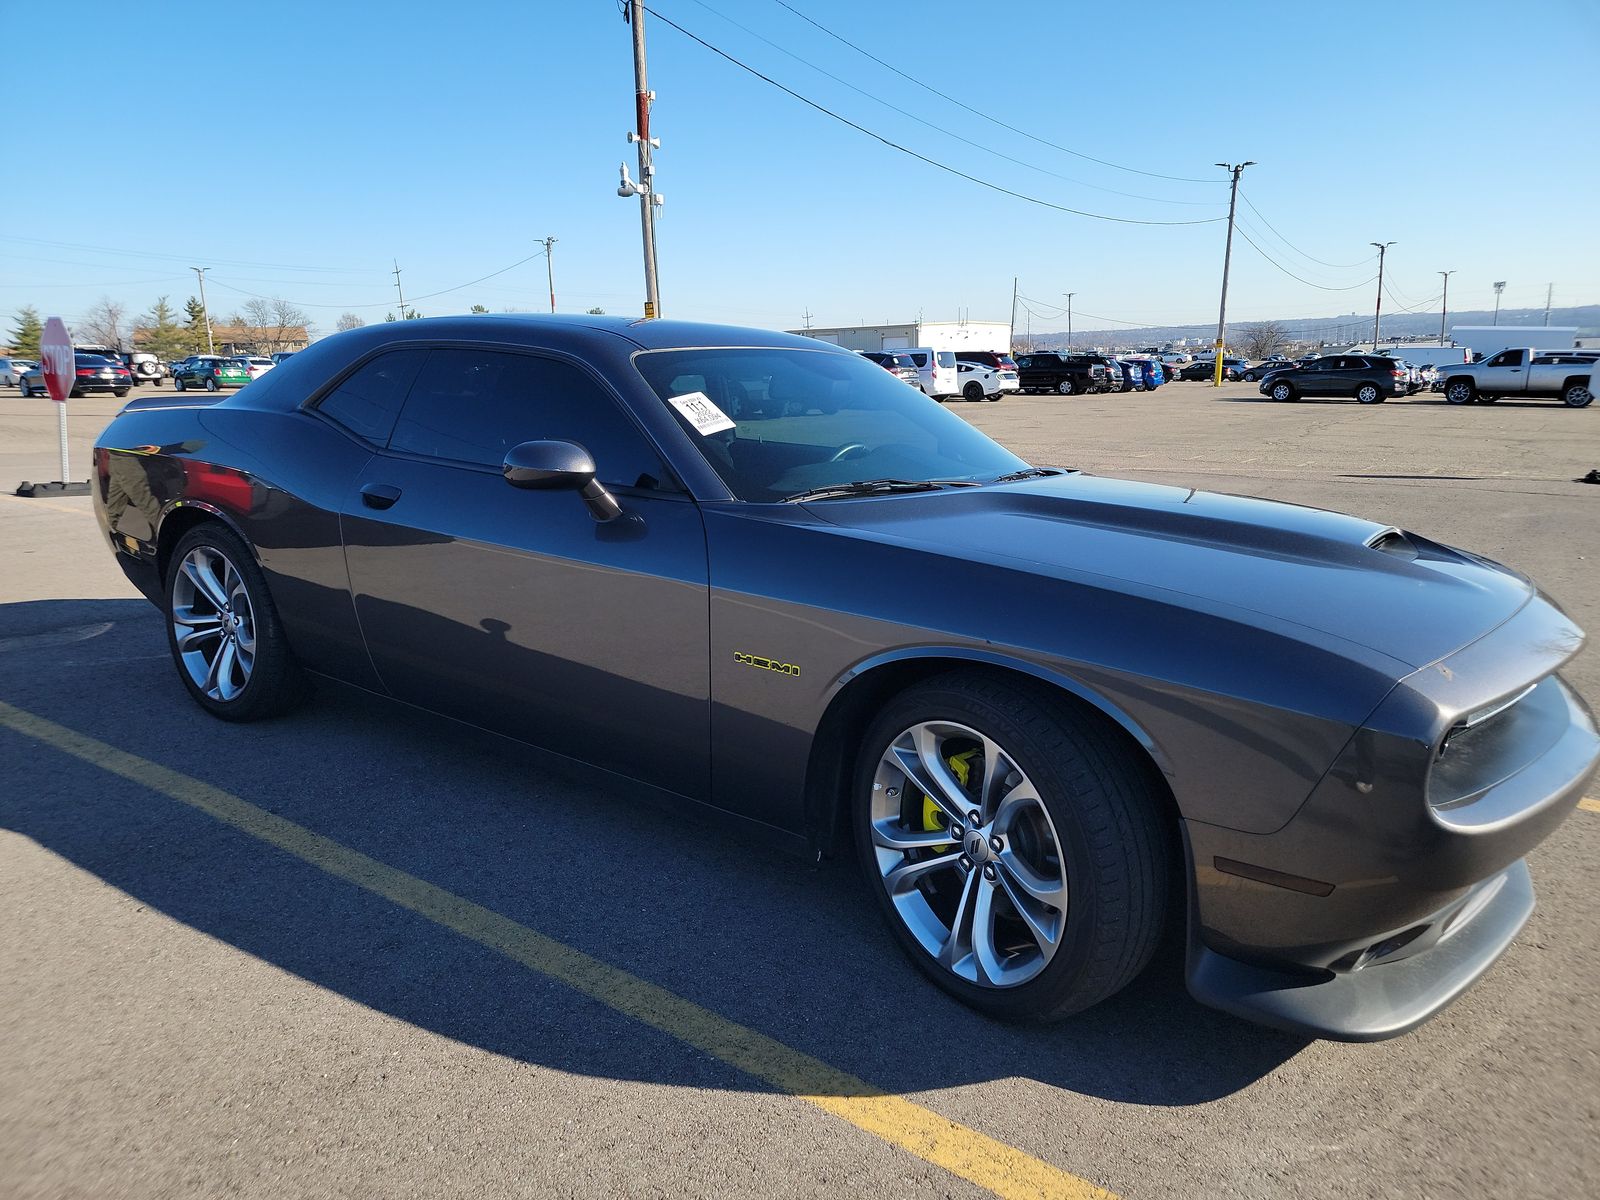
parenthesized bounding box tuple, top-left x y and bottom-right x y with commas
(782, 478, 947, 503)
(990, 467, 1063, 483)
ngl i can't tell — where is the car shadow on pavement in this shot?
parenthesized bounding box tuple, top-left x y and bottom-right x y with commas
(1, 598, 1305, 1111)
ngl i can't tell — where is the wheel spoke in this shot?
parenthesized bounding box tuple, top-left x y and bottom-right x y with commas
(182, 554, 228, 610)
(976, 733, 1017, 820)
(213, 639, 240, 700)
(201, 637, 228, 696)
(175, 616, 223, 654)
(994, 864, 1064, 956)
(890, 726, 970, 825)
(871, 820, 955, 853)
(970, 876, 1005, 984)
(937, 869, 981, 969)
(996, 850, 1067, 911)
(992, 779, 1043, 832)
(883, 850, 963, 895)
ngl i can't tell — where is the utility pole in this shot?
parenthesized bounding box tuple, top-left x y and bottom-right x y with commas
(620, 0, 662, 318)
(542, 237, 558, 313)
(392, 260, 408, 320)
(801, 309, 814, 331)
(190, 266, 214, 354)
(1370, 241, 1395, 351)
(1543, 282, 1553, 326)
(1010, 276, 1018, 351)
(1063, 292, 1075, 350)
(1492, 281, 1506, 325)
(1213, 161, 1255, 386)
(1438, 270, 1454, 346)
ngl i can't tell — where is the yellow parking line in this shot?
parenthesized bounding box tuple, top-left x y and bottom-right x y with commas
(0, 492, 90, 518)
(1579, 796, 1600, 815)
(0, 699, 1112, 1200)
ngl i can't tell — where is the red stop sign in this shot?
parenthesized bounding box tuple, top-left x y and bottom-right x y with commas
(40, 317, 75, 403)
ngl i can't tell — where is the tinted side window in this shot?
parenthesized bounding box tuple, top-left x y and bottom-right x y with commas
(1486, 351, 1518, 367)
(388, 348, 664, 488)
(315, 349, 425, 443)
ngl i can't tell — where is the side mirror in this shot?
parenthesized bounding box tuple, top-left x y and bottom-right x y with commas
(502, 439, 623, 522)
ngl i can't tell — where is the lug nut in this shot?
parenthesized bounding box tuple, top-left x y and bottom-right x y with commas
(958, 855, 973, 872)
(989, 836, 1002, 852)
(983, 864, 997, 881)
(967, 810, 982, 826)
(950, 824, 964, 840)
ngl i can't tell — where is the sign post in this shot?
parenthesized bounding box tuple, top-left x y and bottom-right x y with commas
(20, 316, 92, 496)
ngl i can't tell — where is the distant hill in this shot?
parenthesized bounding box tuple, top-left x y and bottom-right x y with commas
(1024, 305, 1600, 350)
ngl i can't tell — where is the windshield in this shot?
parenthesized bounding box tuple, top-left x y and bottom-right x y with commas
(635, 347, 1028, 503)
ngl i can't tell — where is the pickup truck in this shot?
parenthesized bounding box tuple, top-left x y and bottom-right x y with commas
(1440, 348, 1597, 408)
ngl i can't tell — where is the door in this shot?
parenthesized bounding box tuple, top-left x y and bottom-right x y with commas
(1300, 358, 1337, 395)
(339, 346, 713, 799)
(1480, 349, 1526, 392)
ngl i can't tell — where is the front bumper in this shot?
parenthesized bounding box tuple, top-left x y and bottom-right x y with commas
(1187, 859, 1533, 1041)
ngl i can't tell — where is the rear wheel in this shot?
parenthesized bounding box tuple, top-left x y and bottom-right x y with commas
(1056, 379, 1076, 396)
(963, 381, 985, 402)
(1356, 382, 1382, 404)
(1563, 381, 1594, 408)
(854, 671, 1170, 1021)
(165, 523, 306, 721)
(204, 377, 218, 392)
(1444, 379, 1476, 405)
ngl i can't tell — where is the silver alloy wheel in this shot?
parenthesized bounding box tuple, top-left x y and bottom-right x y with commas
(1271, 382, 1292, 401)
(1445, 380, 1474, 405)
(172, 545, 256, 702)
(1564, 383, 1593, 408)
(1056, 379, 1074, 395)
(870, 721, 1067, 988)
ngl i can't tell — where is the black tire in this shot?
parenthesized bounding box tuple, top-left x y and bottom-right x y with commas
(1476, 394, 1499, 404)
(963, 381, 985, 402)
(852, 671, 1171, 1022)
(174, 377, 186, 391)
(114, 388, 129, 397)
(1355, 382, 1382, 404)
(1444, 379, 1476, 405)
(1055, 378, 1076, 396)
(1243, 371, 1257, 382)
(18, 380, 31, 397)
(1270, 381, 1294, 402)
(164, 522, 307, 721)
(204, 377, 218, 392)
(1563, 381, 1594, 408)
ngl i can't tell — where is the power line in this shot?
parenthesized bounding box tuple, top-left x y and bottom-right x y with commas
(205, 249, 548, 311)
(1236, 192, 1374, 269)
(643, 6, 1224, 226)
(767, 0, 1223, 185)
(679, 0, 1215, 206)
(0, 234, 364, 275)
(1233, 223, 1378, 292)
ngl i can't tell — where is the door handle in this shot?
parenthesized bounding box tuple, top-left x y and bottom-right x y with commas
(360, 482, 402, 510)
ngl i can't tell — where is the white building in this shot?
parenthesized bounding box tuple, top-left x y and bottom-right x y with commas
(1450, 325, 1578, 358)
(789, 320, 1012, 355)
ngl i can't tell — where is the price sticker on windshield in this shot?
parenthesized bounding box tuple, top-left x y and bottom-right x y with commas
(668, 391, 735, 435)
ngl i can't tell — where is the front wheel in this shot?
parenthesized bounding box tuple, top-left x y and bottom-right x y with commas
(18, 380, 31, 397)
(1444, 379, 1476, 405)
(1563, 382, 1594, 408)
(1055, 379, 1075, 396)
(854, 672, 1170, 1021)
(174, 377, 186, 391)
(1355, 383, 1382, 404)
(1270, 381, 1294, 402)
(165, 523, 306, 721)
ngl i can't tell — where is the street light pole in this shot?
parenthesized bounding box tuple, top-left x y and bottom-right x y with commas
(1370, 241, 1395, 351)
(190, 266, 214, 354)
(1438, 270, 1454, 346)
(1063, 292, 1075, 350)
(1213, 161, 1254, 387)
(1492, 281, 1506, 326)
(625, 0, 662, 318)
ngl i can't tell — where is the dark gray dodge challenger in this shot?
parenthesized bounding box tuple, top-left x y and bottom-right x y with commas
(92, 316, 1598, 1040)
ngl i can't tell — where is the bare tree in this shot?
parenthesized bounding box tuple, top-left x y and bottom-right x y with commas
(241, 296, 311, 352)
(1240, 321, 1289, 360)
(335, 312, 365, 332)
(77, 296, 128, 349)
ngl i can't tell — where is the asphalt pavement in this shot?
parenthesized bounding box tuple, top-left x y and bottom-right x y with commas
(2, 378, 1597, 1199)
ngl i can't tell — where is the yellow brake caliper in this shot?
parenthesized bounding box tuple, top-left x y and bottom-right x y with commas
(920, 748, 980, 852)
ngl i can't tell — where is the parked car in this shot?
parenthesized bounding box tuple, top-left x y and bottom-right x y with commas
(1240, 360, 1290, 382)
(1, 356, 38, 386)
(89, 315, 1598, 1040)
(19, 352, 132, 397)
(122, 351, 166, 386)
(238, 355, 276, 380)
(953, 351, 1019, 373)
(1129, 358, 1165, 389)
(1014, 352, 1109, 395)
(858, 351, 922, 388)
(899, 347, 959, 400)
(270, 351, 297, 366)
(1439, 348, 1599, 408)
(1179, 357, 1248, 382)
(1106, 358, 1143, 393)
(953, 359, 1015, 401)
(172, 355, 252, 391)
(1258, 355, 1407, 404)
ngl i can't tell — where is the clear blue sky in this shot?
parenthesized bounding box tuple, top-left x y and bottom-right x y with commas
(3, 0, 1596, 338)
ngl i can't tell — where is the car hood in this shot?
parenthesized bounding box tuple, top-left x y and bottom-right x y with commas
(806, 473, 1533, 669)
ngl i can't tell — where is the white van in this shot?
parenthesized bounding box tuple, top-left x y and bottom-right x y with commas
(900, 347, 958, 399)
